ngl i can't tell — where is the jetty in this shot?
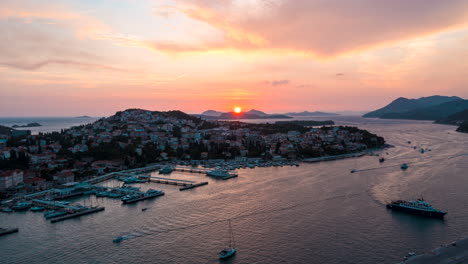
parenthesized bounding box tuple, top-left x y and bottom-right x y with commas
(50, 207, 105, 223)
(0, 227, 18, 236)
(173, 166, 212, 174)
(31, 199, 82, 212)
(147, 176, 209, 191)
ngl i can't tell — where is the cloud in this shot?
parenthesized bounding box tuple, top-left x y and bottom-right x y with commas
(0, 1, 119, 72)
(0, 60, 126, 71)
(270, 79, 290, 86)
(141, 0, 468, 57)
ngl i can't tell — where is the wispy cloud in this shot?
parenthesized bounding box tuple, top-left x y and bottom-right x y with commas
(270, 80, 290, 86)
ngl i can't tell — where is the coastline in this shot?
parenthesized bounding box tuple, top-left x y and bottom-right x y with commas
(401, 236, 468, 264)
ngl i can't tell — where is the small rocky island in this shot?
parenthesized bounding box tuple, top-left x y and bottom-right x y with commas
(12, 122, 42, 128)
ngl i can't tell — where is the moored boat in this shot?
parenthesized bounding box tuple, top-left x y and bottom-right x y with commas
(12, 202, 31, 211)
(1, 208, 13, 213)
(206, 170, 231, 178)
(31, 206, 45, 212)
(159, 166, 174, 174)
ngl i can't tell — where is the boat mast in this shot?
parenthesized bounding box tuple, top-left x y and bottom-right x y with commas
(228, 219, 234, 248)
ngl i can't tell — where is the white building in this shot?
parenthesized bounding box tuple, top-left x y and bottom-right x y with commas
(0, 170, 24, 190)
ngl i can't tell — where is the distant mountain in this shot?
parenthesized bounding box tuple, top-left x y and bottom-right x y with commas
(197, 109, 291, 119)
(363, 95, 462, 118)
(75, 115, 91, 118)
(379, 99, 468, 120)
(245, 109, 268, 117)
(201, 110, 223, 117)
(285, 111, 338, 116)
(218, 112, 292, 119)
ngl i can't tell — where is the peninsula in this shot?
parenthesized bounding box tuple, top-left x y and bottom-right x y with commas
(0, 108, 385, 199)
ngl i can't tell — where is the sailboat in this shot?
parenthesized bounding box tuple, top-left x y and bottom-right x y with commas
(218, 219, 237, 259)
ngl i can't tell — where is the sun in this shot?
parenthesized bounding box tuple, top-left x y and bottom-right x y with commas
(234, 106, 242, 114)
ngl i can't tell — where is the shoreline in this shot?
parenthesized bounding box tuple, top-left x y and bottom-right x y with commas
(401, 236, 468, 264)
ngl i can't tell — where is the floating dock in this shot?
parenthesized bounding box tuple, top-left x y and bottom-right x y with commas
(50, 207, 105, 223)
(179, 182, 209, 191)
(0, 227, 18, 236)
(147, 176, 208, 191)
(122, 191, 165, 204)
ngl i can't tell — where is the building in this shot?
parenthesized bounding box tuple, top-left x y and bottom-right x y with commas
(53, 170, 75, 184)
(0, 170, 24, 190)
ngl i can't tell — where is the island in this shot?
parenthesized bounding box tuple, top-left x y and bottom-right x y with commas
(12, 122, 42, 128)
(75, 116, 91, 118)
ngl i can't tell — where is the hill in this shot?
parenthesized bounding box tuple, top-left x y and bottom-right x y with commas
(435, 109, 468, 133)
(363, 95, 462, 118)
(435, 109, 468, 125)
(379, 99, 468, 120)
(0, 125, 14, 136)
(201, 110, 223, 117)
(285, 111, 338, 116)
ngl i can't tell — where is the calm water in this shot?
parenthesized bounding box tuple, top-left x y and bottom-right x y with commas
(1, 117, 468, 264)
(0, 117, 100, 134)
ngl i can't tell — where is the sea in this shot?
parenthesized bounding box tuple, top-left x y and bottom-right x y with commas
(1, 116, 468, 264)
(0, 117, 100, 135)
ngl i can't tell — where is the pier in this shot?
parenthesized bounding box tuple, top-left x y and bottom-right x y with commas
(31, 199, 82, 212)
(50, 207, 105, 223)
(173, 166, 212, 174)
(147, 176, 208, 191)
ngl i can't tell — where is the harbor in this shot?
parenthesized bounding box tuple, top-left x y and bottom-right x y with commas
(1, 118, 467, 264)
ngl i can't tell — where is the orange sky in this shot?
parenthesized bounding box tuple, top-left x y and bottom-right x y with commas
(1, 0, 468, 116)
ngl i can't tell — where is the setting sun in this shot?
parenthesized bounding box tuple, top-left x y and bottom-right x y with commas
(234, 107, 242, 114)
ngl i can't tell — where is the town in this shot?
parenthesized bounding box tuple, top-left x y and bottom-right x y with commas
(0, 109, 385, 198)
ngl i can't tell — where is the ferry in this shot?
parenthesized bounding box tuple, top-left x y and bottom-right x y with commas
(386, 198, 446, 218)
